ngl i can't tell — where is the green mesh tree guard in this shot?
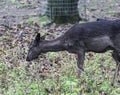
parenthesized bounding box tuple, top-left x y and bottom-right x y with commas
(46, 0, 80, 23)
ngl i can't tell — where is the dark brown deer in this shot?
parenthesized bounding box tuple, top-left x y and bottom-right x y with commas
(26, 20, 120, 84)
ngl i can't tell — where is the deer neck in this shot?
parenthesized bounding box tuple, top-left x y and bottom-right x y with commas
(40, 37, 66, 53)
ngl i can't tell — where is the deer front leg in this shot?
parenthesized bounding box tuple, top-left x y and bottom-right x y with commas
(77, 49, 85, 78)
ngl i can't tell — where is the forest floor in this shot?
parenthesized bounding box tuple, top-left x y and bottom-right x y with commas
(0, 0, 120, 95)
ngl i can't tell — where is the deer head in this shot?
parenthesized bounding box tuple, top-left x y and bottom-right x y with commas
(26, 33, 45, 61)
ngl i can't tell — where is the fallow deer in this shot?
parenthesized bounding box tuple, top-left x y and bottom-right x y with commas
(26, 20, 120, 84)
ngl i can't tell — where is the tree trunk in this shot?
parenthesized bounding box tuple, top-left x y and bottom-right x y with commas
(47, 0, 81, 24)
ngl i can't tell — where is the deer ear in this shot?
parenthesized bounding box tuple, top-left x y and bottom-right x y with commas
(35, 33, 40, 42)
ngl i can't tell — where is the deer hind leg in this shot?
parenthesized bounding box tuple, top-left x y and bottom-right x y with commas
(112, 50, 120, 85)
